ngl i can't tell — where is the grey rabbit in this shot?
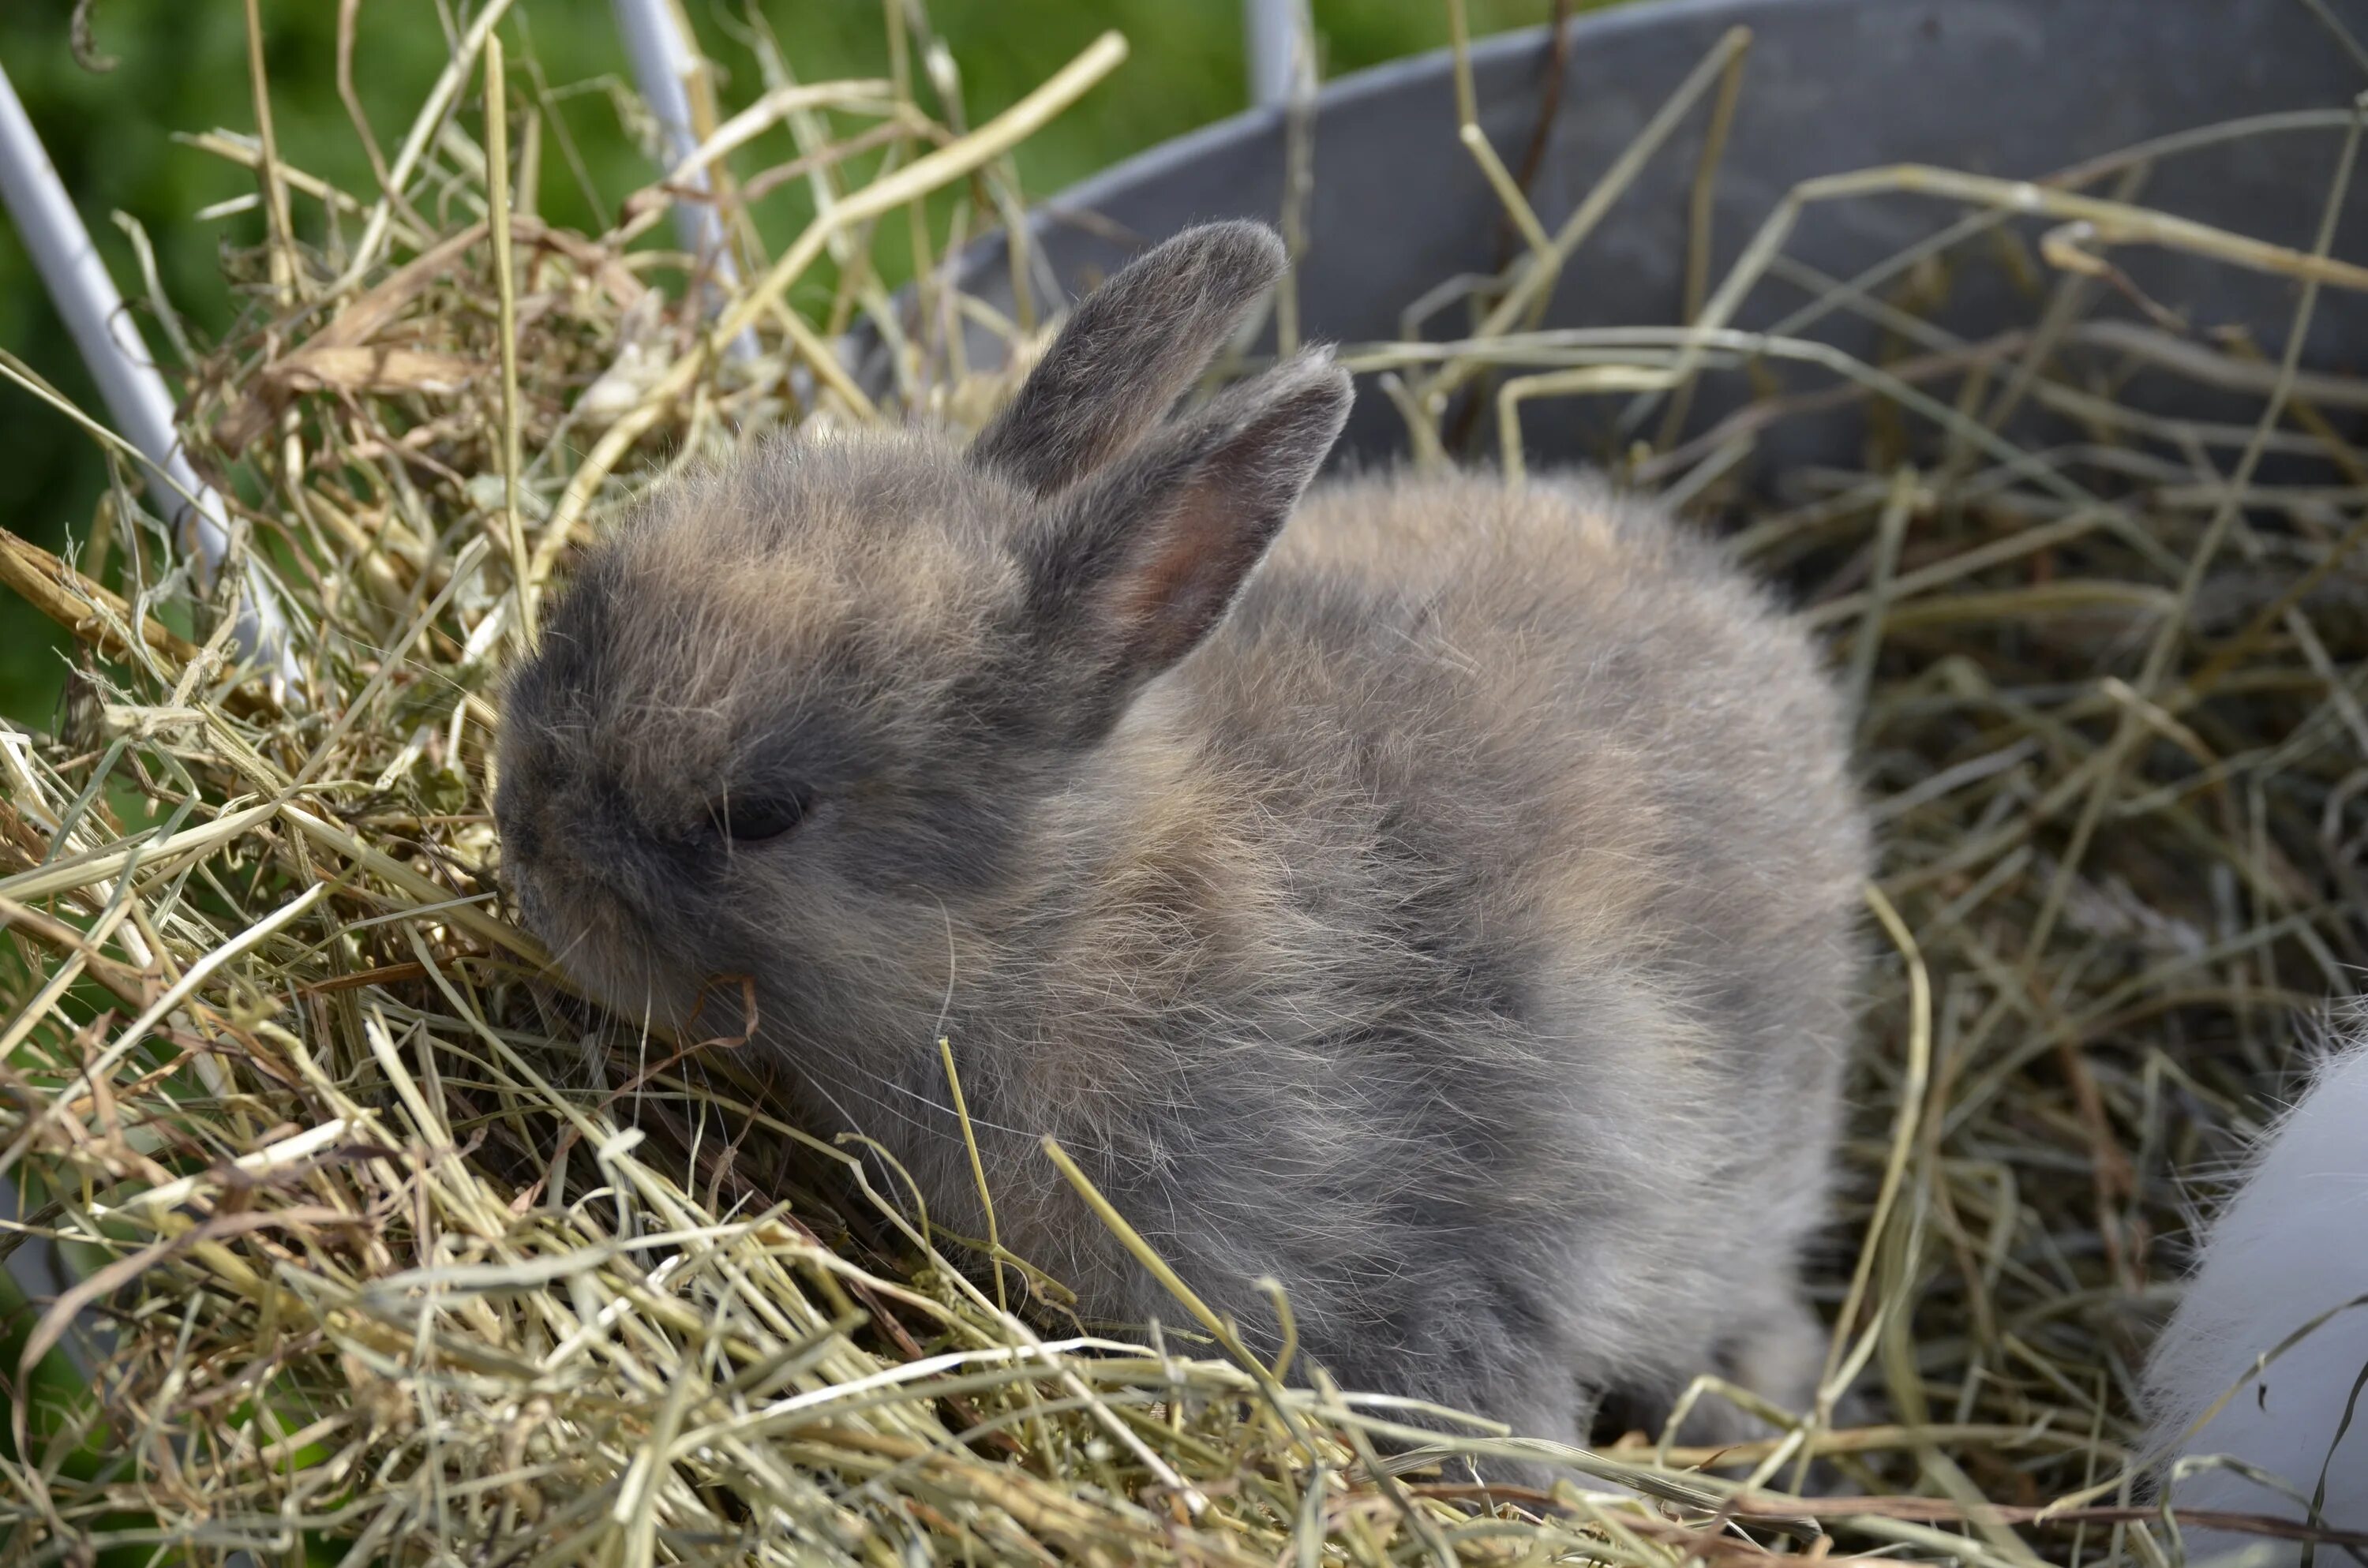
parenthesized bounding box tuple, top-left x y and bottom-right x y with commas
(496, 221, 1868, 1469)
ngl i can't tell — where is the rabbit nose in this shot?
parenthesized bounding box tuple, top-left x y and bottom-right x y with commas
(564, 836, 686, 937)
(512, 876, 551, 942)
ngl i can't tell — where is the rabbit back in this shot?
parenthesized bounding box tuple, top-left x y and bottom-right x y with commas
(2145, 1032, 2368, 1546)
(957, 467, 1867, 1442)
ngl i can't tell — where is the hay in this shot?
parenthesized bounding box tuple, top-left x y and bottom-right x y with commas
(4, 2, 2368, 1563)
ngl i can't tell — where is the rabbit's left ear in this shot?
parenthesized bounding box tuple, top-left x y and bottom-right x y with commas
(1016, 350, 1351, 725)
(969, 222, 1287, 496)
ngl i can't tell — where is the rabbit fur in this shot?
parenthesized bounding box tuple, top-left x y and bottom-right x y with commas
(496, 221, 1868, 1469)
(2145, 1027, 2368, 1552)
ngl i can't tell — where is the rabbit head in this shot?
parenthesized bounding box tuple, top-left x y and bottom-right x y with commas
(495, 222, 1351, 1038)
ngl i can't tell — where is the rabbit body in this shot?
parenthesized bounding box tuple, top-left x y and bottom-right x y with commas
(497, 223, 1866, 1457)
(2145, 1034, 2368, 1544)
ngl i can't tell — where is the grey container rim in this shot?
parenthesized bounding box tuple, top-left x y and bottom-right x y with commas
(1030, 0, 1826, 237)
(897, 0, 2368, 482)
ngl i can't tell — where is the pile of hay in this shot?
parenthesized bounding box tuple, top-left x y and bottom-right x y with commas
(4, 3, 2367, 1563)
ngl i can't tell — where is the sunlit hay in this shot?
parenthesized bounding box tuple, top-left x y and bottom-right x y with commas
(4, 2, 2368, 1564)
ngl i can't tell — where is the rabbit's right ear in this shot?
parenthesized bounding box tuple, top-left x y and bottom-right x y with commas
(969, 222, 1287, 496)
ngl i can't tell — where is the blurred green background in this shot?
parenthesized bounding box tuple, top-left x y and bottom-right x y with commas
(0, 1, 1600, 730)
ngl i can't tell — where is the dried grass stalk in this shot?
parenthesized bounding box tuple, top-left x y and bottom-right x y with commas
(4, 6, 2368, 1566)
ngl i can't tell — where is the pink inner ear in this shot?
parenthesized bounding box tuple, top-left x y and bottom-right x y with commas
(1111, 480, 1257, 668)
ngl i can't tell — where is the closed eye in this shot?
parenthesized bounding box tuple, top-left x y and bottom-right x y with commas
(709, 786, 815, 844)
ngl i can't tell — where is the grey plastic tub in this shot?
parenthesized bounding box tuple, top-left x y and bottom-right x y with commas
(869, 0, 2368, 485)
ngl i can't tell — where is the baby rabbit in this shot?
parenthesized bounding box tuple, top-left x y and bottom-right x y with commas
(2145, 1028, 2368, 1551)
(496, 221, 1868, 1465)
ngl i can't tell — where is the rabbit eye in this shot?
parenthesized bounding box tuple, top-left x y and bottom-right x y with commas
(710, 787, 813, 844)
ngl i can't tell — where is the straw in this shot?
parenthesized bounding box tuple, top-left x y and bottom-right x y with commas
(6, 6, 2368, 1565)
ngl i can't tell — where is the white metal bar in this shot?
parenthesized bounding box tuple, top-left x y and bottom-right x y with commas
(610, 0, 759, 360)
(0, 58, 297, 690)
(1246, 0, 1300, 108)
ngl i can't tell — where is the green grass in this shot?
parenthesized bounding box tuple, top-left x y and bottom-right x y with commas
(0, 0, 1594, 729)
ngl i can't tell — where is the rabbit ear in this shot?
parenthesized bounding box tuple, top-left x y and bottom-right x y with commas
(969, 222, 1288, 496)
(1017, 350, 1351, 727)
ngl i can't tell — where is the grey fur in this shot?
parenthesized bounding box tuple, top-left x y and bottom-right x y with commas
(496, 222, 1868, 1476)
(970, 221, 1287, 496)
